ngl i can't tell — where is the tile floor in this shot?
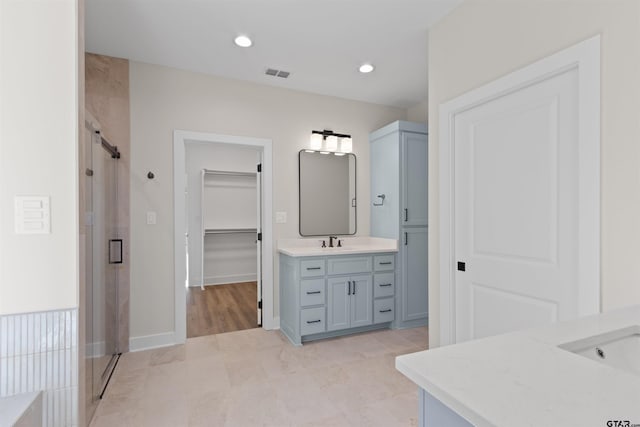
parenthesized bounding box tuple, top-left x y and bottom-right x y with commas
(90, 327, 428, 427)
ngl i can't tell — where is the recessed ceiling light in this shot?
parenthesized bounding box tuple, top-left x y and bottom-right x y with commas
(359, 63, 374, 73)
(234, 35, 252, 48)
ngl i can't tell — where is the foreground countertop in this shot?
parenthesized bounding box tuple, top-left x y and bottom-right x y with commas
(396, 306, 640, 427)
(277, 236, 397, 257)
(0, 391, 41, 426)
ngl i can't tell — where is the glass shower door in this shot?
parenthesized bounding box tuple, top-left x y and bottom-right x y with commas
(84, 119, 120, 421)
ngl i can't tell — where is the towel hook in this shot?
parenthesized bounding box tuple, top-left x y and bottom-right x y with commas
(373, 194, 385, 206)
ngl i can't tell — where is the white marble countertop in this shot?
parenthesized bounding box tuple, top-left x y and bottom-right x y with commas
(396, 305, 640, 427)
(0, 391, 41, 426)
(277, 236, 398, 257)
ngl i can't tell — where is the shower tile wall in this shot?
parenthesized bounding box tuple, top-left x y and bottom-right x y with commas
(0, 309, 78, 427)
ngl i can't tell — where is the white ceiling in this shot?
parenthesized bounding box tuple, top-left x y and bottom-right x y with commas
(85, 0, 462, 108)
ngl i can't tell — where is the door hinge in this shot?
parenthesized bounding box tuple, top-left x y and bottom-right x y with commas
(257, 232, 262, 241)
(258, 300, 262, 309)
(257, 163, 262, 173)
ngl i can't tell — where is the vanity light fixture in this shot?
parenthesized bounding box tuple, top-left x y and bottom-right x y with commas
(359, 63, 374, 73)
(309, 129, 352, 154)
(309, 133, 323, 150)
(325, 135, 338, 152)
(340, 137, 353, 154)
(234, 35, 253, 47)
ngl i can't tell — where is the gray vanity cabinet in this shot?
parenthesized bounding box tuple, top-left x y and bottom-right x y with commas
(279, 252, 396, 345)
(327, 275, 373, 331)
(370, 120, 428, 328)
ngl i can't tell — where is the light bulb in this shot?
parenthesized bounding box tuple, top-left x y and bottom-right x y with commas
(325, 135, 338, 151)
(340, 137, 352, 153)
(309, 133, 323, 150)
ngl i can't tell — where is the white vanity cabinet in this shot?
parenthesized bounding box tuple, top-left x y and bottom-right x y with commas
(279, 251, 397, 345)
(370, 120, 428, 328)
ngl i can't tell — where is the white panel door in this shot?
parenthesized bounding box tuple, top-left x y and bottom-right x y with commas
(454, 67, 579, 342)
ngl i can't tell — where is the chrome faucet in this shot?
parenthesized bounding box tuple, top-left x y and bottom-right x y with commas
(329, 236, 338, 248)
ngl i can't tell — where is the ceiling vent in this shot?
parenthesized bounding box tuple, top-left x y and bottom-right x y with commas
(265, 68, 290, 79)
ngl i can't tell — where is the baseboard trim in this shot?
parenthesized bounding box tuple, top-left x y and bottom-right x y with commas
(129, 332, 177, 352)
(189, 274, 258, 287)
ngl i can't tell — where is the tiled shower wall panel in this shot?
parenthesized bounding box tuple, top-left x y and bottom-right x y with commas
(0, 309, 78, 426)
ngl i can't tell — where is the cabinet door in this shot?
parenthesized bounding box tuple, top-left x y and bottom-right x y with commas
(402, 227, 428, 322)
(327, 277, 350, 331)
(350, 275, 373, 328)
(401, 132, 428, 226)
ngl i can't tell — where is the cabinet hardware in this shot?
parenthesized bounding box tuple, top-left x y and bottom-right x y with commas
(347, 280, 352, 295)
(457, 261, 466, 272)
(379, 283, 392, 287)
(379, 261, 392, 265)
(352, 282, 356, 295)
(306, 267, 321, 270)
(404, 208, 408, 221)
(404, 232, 408, 246)
(306, 320, 321, 324)
(306, 291, 321, 295)
(379, 309, 392, 313)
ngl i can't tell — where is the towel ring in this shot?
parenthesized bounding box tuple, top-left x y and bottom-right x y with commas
(373, 194, 385, 206)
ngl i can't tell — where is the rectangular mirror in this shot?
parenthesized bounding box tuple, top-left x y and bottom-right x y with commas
(299, 150, 356, 236)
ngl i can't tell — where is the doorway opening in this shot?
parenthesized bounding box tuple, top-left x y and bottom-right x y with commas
(173, 130, 274, 343)
(186, 144, 262, 337)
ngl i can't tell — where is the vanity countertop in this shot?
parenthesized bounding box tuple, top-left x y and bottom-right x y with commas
(277, 236, 397, 257)
(396, 305, 640, 426)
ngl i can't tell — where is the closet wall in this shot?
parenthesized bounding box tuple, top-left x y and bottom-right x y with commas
(185, 142, 260, 287)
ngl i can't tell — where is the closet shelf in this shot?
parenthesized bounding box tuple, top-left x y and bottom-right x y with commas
(203, 169, 256, 177)
(204, 228, 257, 235)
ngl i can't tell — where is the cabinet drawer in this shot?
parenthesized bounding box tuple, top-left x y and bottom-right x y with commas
(374, 298, 395, 324)
(374, 273, 395, 298)
(327, 257, 372, 275)
(300, 307, 326, 335)
(374, 255, 395, 271)
(300, 259, 325, 277)
(301, 279, 325, 307)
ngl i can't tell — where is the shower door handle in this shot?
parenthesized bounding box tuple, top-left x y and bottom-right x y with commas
(109, 239, 123, 264)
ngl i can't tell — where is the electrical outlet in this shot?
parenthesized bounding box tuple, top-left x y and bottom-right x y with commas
(275, 211, 287, 224)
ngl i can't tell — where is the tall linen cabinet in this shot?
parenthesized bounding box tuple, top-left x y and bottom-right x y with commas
(370, 121, 428, 328)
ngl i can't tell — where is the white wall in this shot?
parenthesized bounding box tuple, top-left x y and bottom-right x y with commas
(428, 0, 640, 347)
(406, 100, 428, 124)
(185, 142, 259, 286)
(129, 62, 406, 339)
(0, 0, 79, 314)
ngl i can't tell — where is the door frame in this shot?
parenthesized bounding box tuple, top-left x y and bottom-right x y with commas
(173, 130, 274, 344)
(438, 36, 601, 346)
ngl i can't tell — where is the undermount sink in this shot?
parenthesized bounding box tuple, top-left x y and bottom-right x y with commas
(559, 325, 640, 376)
(277, 237, 398, 257)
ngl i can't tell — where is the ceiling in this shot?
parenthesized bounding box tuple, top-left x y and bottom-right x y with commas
(85, 0, 462, 109)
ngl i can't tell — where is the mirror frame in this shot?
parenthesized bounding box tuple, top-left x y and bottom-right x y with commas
(298, 150, 357, 237)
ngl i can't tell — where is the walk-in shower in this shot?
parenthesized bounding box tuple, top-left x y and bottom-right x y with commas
(83, 114, 121, 421)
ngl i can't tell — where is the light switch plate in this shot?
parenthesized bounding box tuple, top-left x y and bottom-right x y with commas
(275, 211, 287, 224)
(15, 196, 51, 234)
(147, 211, 157, 225)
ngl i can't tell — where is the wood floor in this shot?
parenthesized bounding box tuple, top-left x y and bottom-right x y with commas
(186, 281, 258, 338)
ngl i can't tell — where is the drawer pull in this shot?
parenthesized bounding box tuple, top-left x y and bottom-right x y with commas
(379, 309, 392, 313)
(306, 291, 321, 295)
(379, 283, 392, 287)
(379, 261, 392, 265)
(306, 267, 321, 270)
(306, 319, 322, 324)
